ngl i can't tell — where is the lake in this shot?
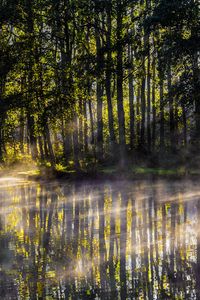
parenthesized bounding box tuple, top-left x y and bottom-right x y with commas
(0, 178, 200, 299)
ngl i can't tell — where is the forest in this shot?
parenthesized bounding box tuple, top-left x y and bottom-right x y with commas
(0, 0, 199, 173)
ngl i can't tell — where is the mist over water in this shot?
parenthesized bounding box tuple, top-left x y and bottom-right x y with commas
(0, 179, 200, 299)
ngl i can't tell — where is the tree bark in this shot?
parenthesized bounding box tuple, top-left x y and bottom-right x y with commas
(128, 44, 135, 150)
(38, 136, 44, 160)
(152, 50, 156, 152)
(193, 51, 200, 146)
(45, 121, 55, 166)
(95, 9, 104, 160)
(19, 109, 25, 155)
(140, 75, 146, 149)
(83, 99, 88, 154)
(26, 0, 38, 160)
(168, 64, 175, 152)
(27, 113, 38, 160)
(182, 103, 187, 147)
(105, 2, 117, 152)
(73, 113, 80, 170)
(159, 78, 165, 150)
(136, 85, 141, 146)
(116, 0, 126, 166)
(147, 43, 151, 152)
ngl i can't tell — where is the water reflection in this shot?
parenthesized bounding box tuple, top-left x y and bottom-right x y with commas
(0, 179, 200, 299)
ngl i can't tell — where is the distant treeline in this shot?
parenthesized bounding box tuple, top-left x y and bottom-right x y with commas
(0, 0, 199, 167)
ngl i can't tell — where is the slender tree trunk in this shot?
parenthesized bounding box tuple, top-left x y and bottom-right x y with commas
(116, 0, 126, 166)
(27, 124, 30, 155)
(83, 100, 88, 154)
(43, 133, 49, 159)
(27, 114, 38, 160)
(88, 96, 96, 162)
(128, 44, 135, 150)
(95, 11, 104, 160)
(96, 81, 104, 160)
(19, 109, 25, 154)
(89, 98, 95, 145)
(136, 85, 141, 146)
(168, 64, 175, 152)
(147, 43, 151, 152)
(105, 3, 117, 152)
(79, 99, 84, 158)
(193, 51, 200, 147)
(26, 1, 38, 160)
(140, 75, 146, 149)
(140, 25, 148, 151)
(61, 118, 72, 163)
(0, 119, 4, 161)
(159, 77, 165, 150)
(73, 113, 80, 170)
(38, 136, 44, 160)
(146, 0, 152, 153)
(152, 50, 156, 152)
(174, 100, 179, 148)
(182, 104, 187, 147)
(45, 122, 55, 165)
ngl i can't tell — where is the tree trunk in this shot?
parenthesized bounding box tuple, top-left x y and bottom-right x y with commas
(182, 103, 187, 147)
(159, 78, 165, 150)
(140, 75, 146, 149)
(45, 122, 55, 166)
(83, 100, 88, 154)
(73, 113, 80, 170)
(152, 51, 156, 152)
(96, 81, 104, 160)
(61, 118, 72, 163)
(27, 113, 38, 160)
(116, 0, 126, 166)
(79, 99, 84, 158)
(105, 2, 116, 152)
(26, 1, 38, 160)
(168, 64, 175, 152)
(146, 0, 151, 152)
(193, 51, 200, 146)
(136, 85, 141, 146)
(95, 10, 104, 161)
(89, 98, 95, 145)
(19, 109, 25, 154)
(38, 136, 44, 160)
(43, 133, 49, 159)
(147, 44, 151, 152)
(0, 119, 4, 162)
(128, 44, 135, 151)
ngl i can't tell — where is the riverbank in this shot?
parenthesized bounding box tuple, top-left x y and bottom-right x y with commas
(0, 159, 200, 182)
(4, 165, 200, 182)
(42, 166, 200, 182)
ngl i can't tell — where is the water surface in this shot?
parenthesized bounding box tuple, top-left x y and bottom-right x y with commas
(0, 178, 200, 299)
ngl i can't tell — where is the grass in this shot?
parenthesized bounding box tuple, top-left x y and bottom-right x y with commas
(133, 167, 179, 175)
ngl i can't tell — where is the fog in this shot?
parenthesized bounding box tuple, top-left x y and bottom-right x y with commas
(0, 178, 200, 299)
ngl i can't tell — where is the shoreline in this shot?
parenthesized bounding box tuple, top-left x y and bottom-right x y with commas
(0, 163, 200, 183)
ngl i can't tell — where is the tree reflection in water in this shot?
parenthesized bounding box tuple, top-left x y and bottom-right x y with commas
(0, 179, 199, 299)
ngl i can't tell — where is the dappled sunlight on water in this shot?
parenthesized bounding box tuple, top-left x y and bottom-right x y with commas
(0, 177, 31, 189)
(0, 179, 200, 299)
